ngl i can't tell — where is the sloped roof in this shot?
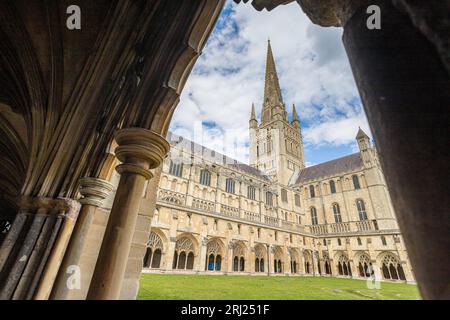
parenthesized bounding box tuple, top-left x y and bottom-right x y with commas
(294, 153, 363, 184)
(167, 132, 269, 181)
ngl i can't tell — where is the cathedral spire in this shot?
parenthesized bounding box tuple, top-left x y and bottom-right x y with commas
(261, 40, 284, 123)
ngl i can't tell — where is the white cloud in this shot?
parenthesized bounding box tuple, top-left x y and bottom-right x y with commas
(170, 0, 371, 164)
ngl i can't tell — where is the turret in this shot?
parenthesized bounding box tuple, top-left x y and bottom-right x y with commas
(249, 103, 258, 129)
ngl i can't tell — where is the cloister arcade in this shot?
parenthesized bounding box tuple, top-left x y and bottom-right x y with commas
(142, 229, 408, 282)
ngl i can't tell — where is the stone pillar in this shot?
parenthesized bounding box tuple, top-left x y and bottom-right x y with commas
(49, 177, 113, 300)
(340, 0, 450, 299)
(165, 237, 177, 271)
(0, 209, 30, 273)
(329, 259, 337, 276)
(198, 237, 208, 272)
(87, 128, 169, 300)
(227, 243, 234, 273)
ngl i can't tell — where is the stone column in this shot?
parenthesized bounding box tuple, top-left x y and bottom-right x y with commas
(87, 128, 169, 300)
(0, 207, 30, 273)
(227, 243, 234, 273)
(340, 0, 450, 299)
(165, 237, 177, 271)
(49, 177, 113, 299)
(198, 237, 208, 272)
(329, 259, 337, 276)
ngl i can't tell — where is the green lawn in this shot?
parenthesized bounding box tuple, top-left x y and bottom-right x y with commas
(138, 274, 420, 300)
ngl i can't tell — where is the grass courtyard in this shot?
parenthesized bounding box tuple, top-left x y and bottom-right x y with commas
(138, 274, 420, 300)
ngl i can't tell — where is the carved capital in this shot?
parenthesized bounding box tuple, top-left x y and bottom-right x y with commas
(79, 177, 114, 207)
(114, 128, 170, 176)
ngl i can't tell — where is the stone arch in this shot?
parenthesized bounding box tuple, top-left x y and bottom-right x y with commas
(254, 244, 267, 273)
(143, 231, 166, 269)
(205, 238, 225, 272)
(232, 240, 247, 272)
(273, 246, 284, 274)
(353, 251, 372, 278)
(173, 234, 198, 270)
(335, 252, 352, 277)
(289, 248, 300, 274)
(303, 250, 313, 274)
(322, 251, 332, 275)
(377, 252, 406, 281)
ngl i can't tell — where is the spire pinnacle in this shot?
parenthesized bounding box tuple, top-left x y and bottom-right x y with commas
(356, 127, 369, 139)
(292, 104, 299, 122)
(263, 40, 283, 108)
(250, 103, 256, 120)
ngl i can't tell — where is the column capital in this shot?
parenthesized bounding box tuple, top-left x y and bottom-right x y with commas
(296, 0, 372, 27)
(79, 177, 114, 207)
(115, 127, 170, 169)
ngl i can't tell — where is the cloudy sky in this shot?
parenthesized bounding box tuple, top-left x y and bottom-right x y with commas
(169, 0, 371, 166)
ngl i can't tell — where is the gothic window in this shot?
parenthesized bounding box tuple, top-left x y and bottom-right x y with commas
(169, 160, 183, 177)
(281, 189, 288, 203)
(356, 199, 368, 221)
(265, 192, 273, 206)
(333, 203, 342, 223)
(309, 185, 315, 198)
(289, 234, 293, 243)
(200, 169, 211, 186)
(173, 237, 195, 270)
(233, 242, 246, 272)
(255, 245, 266, 273)
(247, 186, 256, 200)
(310, 207, 318, 225)
(206, 240, 222, 271)
(337, 254, 352, 276)
(323, 239, 327, 246)
(358, 254, 372, 278)
(225, 178, 235, 194)
(381, 236, 387, 246)
(330, 180, 336, 194)
(294, 194, 300, 207)
(352, 175, 361, 190)
(381, 254, 406, 281)
(144, 232, 164, 269)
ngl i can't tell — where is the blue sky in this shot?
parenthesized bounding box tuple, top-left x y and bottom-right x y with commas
(170, 0, 371, 166)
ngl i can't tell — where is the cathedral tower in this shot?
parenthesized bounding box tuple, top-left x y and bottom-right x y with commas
(249, 40, 305, 185)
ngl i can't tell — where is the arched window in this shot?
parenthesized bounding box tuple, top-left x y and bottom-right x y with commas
(337, 238, 342, 246)
(358, 254, 372, 278)
(357, 237, 362, 246)
(381, 236, 387, 246)
(333, 203, 342, 223)
(337, 255, 352, 276)
(232, 242, 246, 272)
(144, 232, 164, 269)
(329, 180, 336, 194)
(169, 160, 183, 177)
(381, 254, 405, 280)
(225, 178, 235, 194)
(356, 199, 368, 220)
(173, 237, 195, 270)
(309, 185, 315, 198)
(265, 192, 273, 206)
(206, 240, 222, 271)
(281, 189, 288, 203)
(200, 169, 211, 186)
(294, 194, 300, 207)
(310, 207, 318, 225)
(255, 245, 266, 273)
(352, 175, 361, 190)
(247, 186, 256, 200)
(323, 239, 327, 246)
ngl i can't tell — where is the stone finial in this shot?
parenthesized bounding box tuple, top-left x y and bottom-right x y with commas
(79, 177, 114, 207)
